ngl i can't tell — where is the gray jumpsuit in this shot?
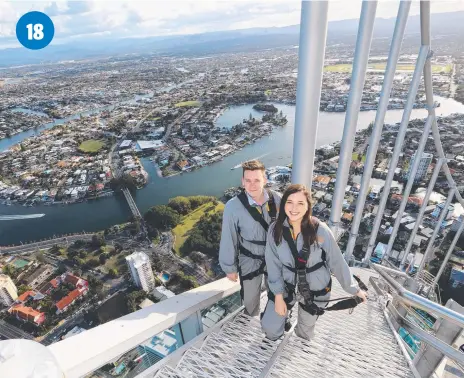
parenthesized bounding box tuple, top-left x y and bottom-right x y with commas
(219, 190, 281, 316)
(261, 220, 359, 340)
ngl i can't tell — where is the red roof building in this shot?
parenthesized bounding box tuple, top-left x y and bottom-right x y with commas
(17, 290, 36, 303)
(9, 305, 45, 325)
(56, 287, 87, 313)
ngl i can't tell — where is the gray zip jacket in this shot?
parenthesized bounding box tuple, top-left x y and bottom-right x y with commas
(265, 219, 359, 300)
(219, 190, 281, 276)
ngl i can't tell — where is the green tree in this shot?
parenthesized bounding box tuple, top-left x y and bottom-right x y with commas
(48, 244, 60, 255)
(168, 196, 191, 215)
(144, 205, 181, 230)
(169, 271, 199, 291)
(2, 265, 17, 279)
(182, 211, 223, 256)
(91, 234, 106, 248)
(108, 268, 118, 278)
(35, 251, 47, 263)
(18, 284, 32, 295)
(126, 290, 147, 312)
(99, 253, 108, 265)
(85, 258, 100, 268)
(189, 195, 215, 210)
(38, 298, 55, 315)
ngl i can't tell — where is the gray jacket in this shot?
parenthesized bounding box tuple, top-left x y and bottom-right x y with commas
(265, 220, 359, 301)
(219, 190, 281, 276)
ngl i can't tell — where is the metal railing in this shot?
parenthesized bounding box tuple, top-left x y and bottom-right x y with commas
(371, 263, 464, 376)
(45, 278, 242, 378)
(325, 0, 464, 274)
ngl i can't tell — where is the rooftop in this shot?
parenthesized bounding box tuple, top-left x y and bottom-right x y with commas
(126, 251, 151, 268)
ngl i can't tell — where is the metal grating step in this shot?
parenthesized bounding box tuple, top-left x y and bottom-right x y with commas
(267, 279, 414, 378)
(154, 269, 414, 378)
(154, 313, 280, 378)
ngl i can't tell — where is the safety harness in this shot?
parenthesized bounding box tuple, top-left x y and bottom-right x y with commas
(268, 218, 367, 316)
(235, 189, 277, 285)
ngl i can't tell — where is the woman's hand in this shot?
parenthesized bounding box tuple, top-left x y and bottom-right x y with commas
(275, 294, 287, 316)
(356, 289, 368, 303)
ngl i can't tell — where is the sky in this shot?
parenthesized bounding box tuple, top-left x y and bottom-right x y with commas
(1, 0, 464, 49)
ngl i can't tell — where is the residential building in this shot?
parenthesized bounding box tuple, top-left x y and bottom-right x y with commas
(153, 286, 176, 302)
(25, 264, 55, 289)
(137, 329, 180, 369)
(16, 290, 36, 303)
(9, 305, 45, 325)
(0, 274, 18, 306)
(407, 152, 433, 182)
(451, 214, 463, 233)
(56, 287, 88, 314)
(431, 202, 455, 221)
(126, 252, 155, 292)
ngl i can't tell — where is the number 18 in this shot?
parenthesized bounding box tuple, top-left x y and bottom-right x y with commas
(26, 24, 44, 40)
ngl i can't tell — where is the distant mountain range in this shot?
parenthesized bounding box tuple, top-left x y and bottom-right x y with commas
(1, 11, 463, 68)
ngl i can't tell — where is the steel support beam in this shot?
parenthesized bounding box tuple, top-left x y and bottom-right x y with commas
(292, 0, 329, 188)
(432, 219, 464, 287)
(330, 0, 377, 234)
(400, 158, 444, 267)
(384, 115, 434, 259)
(345, 1, 411, 263)
(416, 189, 456, 276)
(363, 46, 429, 263)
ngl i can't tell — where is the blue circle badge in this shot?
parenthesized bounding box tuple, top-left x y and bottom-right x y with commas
(16, 11, 55, 50)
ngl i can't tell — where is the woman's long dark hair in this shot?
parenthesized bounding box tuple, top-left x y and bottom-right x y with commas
(273, 184, 318, 247)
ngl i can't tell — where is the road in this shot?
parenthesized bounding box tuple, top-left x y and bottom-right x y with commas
(163, 108, 194, 141)
(0, 320, 34, 340)
(153, 232, 212, 285)
(0, 233, 94, 254)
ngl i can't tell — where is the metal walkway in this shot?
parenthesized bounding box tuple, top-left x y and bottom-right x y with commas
(151, 269, 414, 378)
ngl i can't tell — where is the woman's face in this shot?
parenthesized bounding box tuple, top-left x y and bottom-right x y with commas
(284, 191, 308, 224)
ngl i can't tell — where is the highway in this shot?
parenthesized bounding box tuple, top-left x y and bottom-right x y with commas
(0, 233, 94, 254)
(0, 320, 34, 340)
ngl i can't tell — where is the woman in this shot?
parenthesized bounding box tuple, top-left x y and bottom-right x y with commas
(261, 184, 367, 341)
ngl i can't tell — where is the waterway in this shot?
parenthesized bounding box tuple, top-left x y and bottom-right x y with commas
(1, 96, 463, 245)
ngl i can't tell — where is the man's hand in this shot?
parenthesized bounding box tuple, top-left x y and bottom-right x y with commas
(227, 272, 238, 282)
(275, 295, 287, 317)
(356, 289, 368, 303)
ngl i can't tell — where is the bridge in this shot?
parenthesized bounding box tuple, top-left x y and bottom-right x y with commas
(122, 187, 142, 219)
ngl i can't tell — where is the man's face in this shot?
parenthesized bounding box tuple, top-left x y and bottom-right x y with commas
(242, 169, 266, 198)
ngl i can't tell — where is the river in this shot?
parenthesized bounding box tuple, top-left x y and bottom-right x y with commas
(1, 97, 463, 245)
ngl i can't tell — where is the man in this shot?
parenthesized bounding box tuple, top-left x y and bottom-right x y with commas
(219, 160, 281, 316)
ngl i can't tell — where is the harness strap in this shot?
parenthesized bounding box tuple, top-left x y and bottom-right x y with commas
(238, 245, 266, 281)
(237, 189, 277, 233)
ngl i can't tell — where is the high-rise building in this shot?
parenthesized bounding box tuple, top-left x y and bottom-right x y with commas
(407, 152, 433, 182)
(126, 252, 155, 292)
(0, 274, 18, 306)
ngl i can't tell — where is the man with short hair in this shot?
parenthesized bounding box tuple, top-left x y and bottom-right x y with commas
(219, 160, 281, 316)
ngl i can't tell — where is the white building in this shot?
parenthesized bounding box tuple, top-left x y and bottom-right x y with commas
(451, 214, 463, 233)
(126, 252, 155, 292)
(0, 274, 18, 306)
(431, 202, 455, 221)
(407, 152, 433, 182)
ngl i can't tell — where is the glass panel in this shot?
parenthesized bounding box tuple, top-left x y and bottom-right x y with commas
(84, 324, 183, 378)
(84, 292, 241, 377)
(200, 291, 242, 330)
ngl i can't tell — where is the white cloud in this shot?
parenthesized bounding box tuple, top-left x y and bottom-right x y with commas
(0, 0, 463, 48)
